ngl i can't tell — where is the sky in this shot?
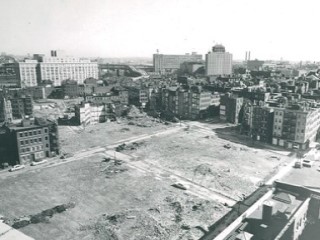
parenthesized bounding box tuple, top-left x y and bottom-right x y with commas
(1, 0, 320, 61)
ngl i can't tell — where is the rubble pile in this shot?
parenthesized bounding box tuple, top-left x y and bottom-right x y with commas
(80, 210, 170, 240)
(10, 202, 76, 229)
(125, 105, 159, 127)
(101, 159, 129, 178)
(115, 141, 145, 152)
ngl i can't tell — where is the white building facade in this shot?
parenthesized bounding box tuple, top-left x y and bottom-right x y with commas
(39, 56, 98, 86)
(205, 44, 232, 76)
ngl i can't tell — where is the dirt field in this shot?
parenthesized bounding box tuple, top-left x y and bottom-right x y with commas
(0, 118, 293, 240)
(59, 120, 172, 153)
(119, 122, 292, 200)
(0, 154, 228, 240)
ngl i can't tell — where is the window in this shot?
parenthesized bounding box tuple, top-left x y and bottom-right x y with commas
(46, 144, 49, 148)
(20, 141, 24, 145)
(34, 139, 37, 143)
(38, 130, 41, 134)
(45, 137, 48, 140)
(24, 132, 28, 137)
(19, 133, 23, 137)
(25, 140, 29, 144)
(39, 138, 42, 142)
(33, 130, 37, 135)
(44, 129, 48, 133)
(30, 139, 33, 143)
(29, 131, 32, 136)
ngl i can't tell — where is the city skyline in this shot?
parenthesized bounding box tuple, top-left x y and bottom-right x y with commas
(1, 0, 320, 61)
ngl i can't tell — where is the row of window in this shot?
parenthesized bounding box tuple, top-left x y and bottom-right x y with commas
(21, 145, 47, 153)
(20, 136, 48, 145)
(19, 129, 47, 138)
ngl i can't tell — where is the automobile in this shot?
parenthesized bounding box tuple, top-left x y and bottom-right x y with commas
(294, 160, 303, 168)
(302, 159, 314, 168)
(30, 159, 48, 166)
(171, 183, 188, 190)
(9, 164, 25, 172)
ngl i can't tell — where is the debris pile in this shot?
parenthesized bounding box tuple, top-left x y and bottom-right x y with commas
(115, 141, 145, 152)
(101, 159, 128, 178)
(80, 210, 170, 240)
(125, 105, 159, 127)
(11, 202, 76, 229)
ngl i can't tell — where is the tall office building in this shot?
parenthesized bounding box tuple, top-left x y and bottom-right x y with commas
(38, 51, 98, 86)
(153, 52, 202, 74)
(205, 44, 232, 76)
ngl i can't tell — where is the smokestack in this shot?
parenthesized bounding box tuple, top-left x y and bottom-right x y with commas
(245, 51, 247, 61)
(262, 201, 274, 224)
(248, 51, 251, 61)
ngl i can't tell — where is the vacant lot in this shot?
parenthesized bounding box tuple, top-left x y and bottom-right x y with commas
(0, 154, 228, 240)
(121, 123, 292, 200)
(59, 120, 172, 153)
(0, 120, 293, 240)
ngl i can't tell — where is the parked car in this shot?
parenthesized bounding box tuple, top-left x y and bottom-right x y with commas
(31, 159, 48, 166)
(9, 164, 25, 172)
(302, 159, 314, 168)
(171, 182, 188, 190)
(294, 160, 303, 168)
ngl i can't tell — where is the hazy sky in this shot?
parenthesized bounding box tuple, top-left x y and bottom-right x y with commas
(1, 0, 319, 61)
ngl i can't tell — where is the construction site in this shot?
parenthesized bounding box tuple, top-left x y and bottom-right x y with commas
(0, 102, 294, 240)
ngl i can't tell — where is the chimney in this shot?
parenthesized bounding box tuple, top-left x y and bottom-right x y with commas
(245, 51, 247, 61)
(248, 51, 251, 61)
(262, 201, 274, 224)
(51, 50, 57, 57)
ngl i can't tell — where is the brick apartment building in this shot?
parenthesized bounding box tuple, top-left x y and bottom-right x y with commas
(161, 85, 213, 120)
(9, 95, 33, 119)
(272, 102, 320, 150)
(251, 105, 274, 143)
(0, 118, 59, 166)
(0, 94, 33, 123)
(220, 93, 244, 124)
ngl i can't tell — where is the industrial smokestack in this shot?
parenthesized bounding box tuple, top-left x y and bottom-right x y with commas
(245, 51, 247, 61)
(248, 51, 251, 61)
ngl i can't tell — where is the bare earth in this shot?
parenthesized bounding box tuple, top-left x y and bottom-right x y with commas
(0, 120, 293, 240)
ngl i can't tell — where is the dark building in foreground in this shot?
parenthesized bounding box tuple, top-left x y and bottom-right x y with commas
(0, 118, 59, 166)
(212, 182, 320, 240)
